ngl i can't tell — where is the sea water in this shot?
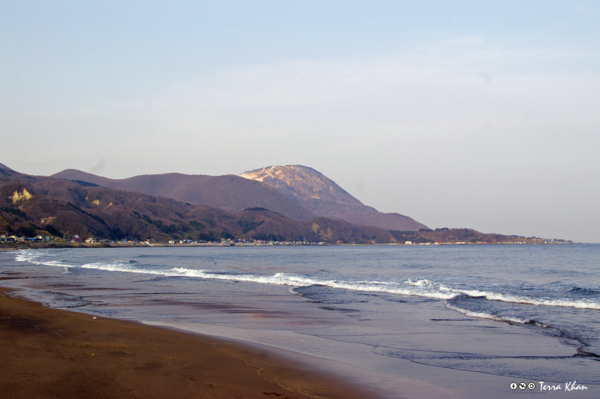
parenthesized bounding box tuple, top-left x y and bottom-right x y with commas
(1, 245, 599, 398)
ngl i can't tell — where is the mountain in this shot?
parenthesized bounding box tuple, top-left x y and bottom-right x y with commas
(51, 169, 315, 221)
(240, 165, 427, 231)
(0, 163, 14, 171)
(52, 166, 426, 231)
(1, 167, 395, 243)
(2, 165, 569, 245)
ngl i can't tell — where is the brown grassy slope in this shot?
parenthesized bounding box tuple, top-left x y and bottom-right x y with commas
(1, 169, 395, 243)
(52, 169, 315, 221)
(237, 209, 395, 243)
(0, 178, 233, 241)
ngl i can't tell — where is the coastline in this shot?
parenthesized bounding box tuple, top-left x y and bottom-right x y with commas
(3, 246, 598, 399)
(0, 239, 580, 252)
(0, 288, 376, 399)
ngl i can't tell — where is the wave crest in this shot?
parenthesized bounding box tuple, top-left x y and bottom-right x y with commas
(15, 251, 600, 310)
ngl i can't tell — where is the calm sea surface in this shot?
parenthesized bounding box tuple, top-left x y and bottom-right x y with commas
(2, 244, 599, 398)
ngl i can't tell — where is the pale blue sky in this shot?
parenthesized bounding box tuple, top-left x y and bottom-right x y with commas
(2, 1, 599, 242)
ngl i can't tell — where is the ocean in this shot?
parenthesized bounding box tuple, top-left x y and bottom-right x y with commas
(1, 244, 599, 398)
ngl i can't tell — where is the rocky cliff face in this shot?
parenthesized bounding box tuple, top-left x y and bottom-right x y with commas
(240, 165, 428, 231)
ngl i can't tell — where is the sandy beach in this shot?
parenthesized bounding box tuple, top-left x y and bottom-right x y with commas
(0, 288, 372, 399)
(2, 246, 599, 399)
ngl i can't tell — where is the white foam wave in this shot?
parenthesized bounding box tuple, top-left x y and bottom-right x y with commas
(107, 265, 600, 309)
(15, 250, 72, 268)
(159, 267, 458, 299)
(451, 288, 600, 310)
(81, 262, 170, 276)
(16, 251, 600, 310)
(445, 303, 532, 324)
(406, 279, 432, 286)
(15, 250, 41, 263)
(75, 263, 457, 300)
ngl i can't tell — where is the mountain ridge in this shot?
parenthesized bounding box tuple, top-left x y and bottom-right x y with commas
(53, 166, 428, 231)
(52, 169, 315, 221)
(1, 164, 572, 245)
(240, 165, 428, 231)
(1, 167, 396, 243)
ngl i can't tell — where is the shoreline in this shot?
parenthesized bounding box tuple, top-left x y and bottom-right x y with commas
(3, 246, 598, 398)
(0, 288, 377, 399)
(0, 240, 582, 251)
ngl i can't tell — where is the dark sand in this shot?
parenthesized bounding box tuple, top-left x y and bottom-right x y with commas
(0, 289, 372, 399)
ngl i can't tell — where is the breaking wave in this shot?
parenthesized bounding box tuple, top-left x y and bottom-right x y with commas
(443, 287, 600, 310)
(15, 250, 72, 268)
(444, 303, 537, 325)
(16, 250, 600, 311)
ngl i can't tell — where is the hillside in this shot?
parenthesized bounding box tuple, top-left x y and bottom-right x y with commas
(52, 169, 315, 221)
(0, 163, 13, 172)
(52, 166, 427, 231)
(389, 228, 572, 245)
(1, 167, 395, 244)
(240, 165, 427, 231)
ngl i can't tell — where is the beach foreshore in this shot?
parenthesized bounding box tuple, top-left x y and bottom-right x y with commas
(0, 288, 376, 399)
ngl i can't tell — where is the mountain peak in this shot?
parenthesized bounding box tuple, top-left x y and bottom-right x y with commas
(240, 165, 363, 206)
(240, 165, 428, 231)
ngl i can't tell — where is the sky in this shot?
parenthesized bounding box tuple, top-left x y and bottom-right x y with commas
(1, 1, 599, 242)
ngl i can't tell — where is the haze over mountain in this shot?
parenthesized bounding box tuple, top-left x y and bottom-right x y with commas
(240, 165, 427, 231)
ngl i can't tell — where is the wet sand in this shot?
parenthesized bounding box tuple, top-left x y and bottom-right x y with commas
(0, 289, 373, 399)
